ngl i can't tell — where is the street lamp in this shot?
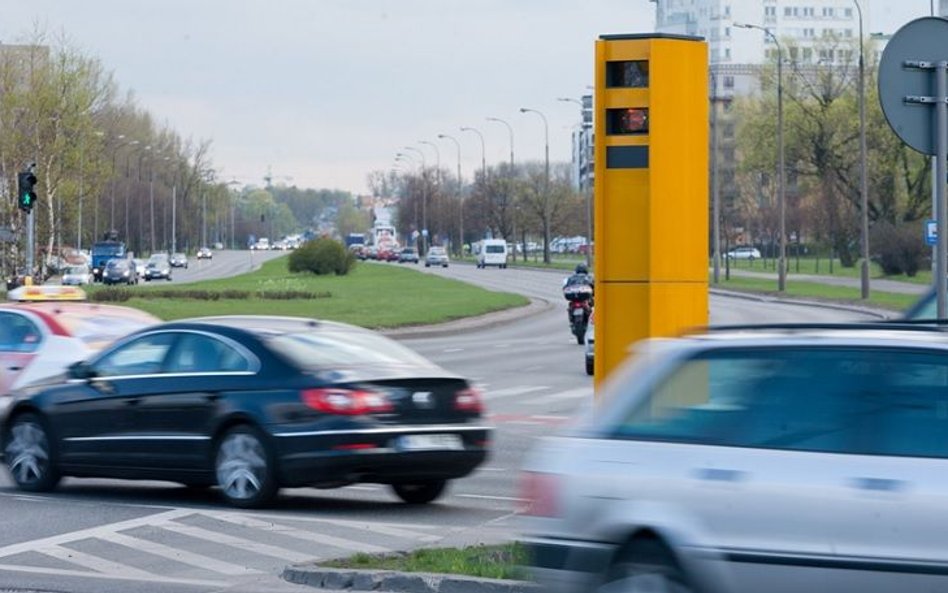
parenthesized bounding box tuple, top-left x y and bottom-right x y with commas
(122, 140, 142, 245)
(735, 23, 786, 291)
(852, 0, 870, 299)
(438, 133, 464, 256)
(486, 117, 515, 169)
(487, 116, 519, 259)
(403, 146, 428, 252)
(558, 97, 594, 267)
(460, 126, 487, 180)
(520, 107, 551, 264)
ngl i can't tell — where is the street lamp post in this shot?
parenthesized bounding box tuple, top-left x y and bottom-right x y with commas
(397, 151, 422, 249)
(707, 72, 722, 284)
(109, 136, 131, 234)
(487, 117, 519, 258)
(438, 134, 464, 255)
(461, 126, 487, 248)
(520, 107, 551, 264)
(853, 0, 870, 299)
(736, 23, 786, 291)
(558, 97, 594, 267)
(123, 141, 143, 247)
(420, 140, 441, 250)
(486, 117, 515, 169)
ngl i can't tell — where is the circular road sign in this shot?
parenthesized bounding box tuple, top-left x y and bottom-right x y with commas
(878, 17, 948, 156)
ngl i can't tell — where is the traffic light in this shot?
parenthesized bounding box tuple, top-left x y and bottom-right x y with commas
(17, 171, 37, 213)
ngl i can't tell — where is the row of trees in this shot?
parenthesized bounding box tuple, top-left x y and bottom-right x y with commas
(367, 161, 588, 262)
(729, 36, 933, 274)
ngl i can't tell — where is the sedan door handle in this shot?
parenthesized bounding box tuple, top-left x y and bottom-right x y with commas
(90, 380, 116, 395)
(8, 366, 22, 372)
(695, 468, 746, 482)
(850, 477, 907, 492)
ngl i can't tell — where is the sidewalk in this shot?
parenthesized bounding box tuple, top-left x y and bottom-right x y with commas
(721, 268, 929, 295)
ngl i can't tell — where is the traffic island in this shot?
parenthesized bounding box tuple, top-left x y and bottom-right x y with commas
(281, 566, 539, 593)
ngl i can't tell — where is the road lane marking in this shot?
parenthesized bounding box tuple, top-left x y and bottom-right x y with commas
(524, 387, 591, 406)
(486, 385, 548, 400)
(204, 511, 390, 554)
(307, 517, 441, 542)
(100, 531, 262, 576)
(0, 509, 193, 559)
(443, 348, 465, 353)
(0, 563, 227, 587)
(38, 545, 155, 579)
(455, 494, 525, 502)
(156, 521, 314, 563)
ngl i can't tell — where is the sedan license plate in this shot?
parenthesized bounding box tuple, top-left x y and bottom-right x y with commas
(396, 434, 464, 451)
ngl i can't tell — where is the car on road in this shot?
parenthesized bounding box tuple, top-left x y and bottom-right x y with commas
(1, 315, 491, 508)
(196, 247, 213, 260)
(101, 258, 137, 285)
(726, 245, 761, 260)
(523, 323, 948, 593)
(144, 253, 172, 281)
(583, 309, 594, 375)
(477, 239, 508, 269)
(398, 247, 419, 264)
(425, 246, 449, 268)
(0, 288, 159, 398)
(170, 253, 189, 269)
(61, 264, 92, 286)
(132, 258, 147, 278)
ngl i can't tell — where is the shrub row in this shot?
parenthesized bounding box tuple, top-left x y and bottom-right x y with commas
(91, 289, 331, 302)
(288, 237, 355, 275)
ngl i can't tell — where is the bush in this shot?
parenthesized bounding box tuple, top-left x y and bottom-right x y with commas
(871, 221, 929, 277)
(288, 237, 355, 276)
(89, 288, 330, 302)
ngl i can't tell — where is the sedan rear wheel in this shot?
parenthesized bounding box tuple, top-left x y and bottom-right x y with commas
(4, 413, 60, 492)
(390, 480, 447, 504)
(215, 426, 278, 508)
(597, 540, 692, 593)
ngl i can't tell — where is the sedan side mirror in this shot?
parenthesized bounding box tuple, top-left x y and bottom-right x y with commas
(68, 361, 95, 380)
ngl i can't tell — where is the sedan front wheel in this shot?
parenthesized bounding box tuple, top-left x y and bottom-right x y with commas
(390, 480, 447, 504)
(215, 426, 278, 508)
(3, 413, 60, 492)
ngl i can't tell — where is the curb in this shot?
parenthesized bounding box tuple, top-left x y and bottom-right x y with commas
(281, 567, 539, 593)
(710, 288, 894, 319)
(381, 298, 553, 340)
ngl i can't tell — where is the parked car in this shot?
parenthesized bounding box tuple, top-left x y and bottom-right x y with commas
(1, 316, 490, 508)
(196, 247, 213, 260)
(144, 254, 172, 281)
(170, 253, 189, 269)
(0, 288, 159, 397)
(61, 264, 92, 286)
(398, 248, 420, 264)
(726, 245, 761, 260)
(101, 258, 137, 285)
(425, 246, 449, 268)
(523, 323, 948, 593)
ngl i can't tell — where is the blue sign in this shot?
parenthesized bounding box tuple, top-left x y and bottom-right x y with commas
(926, 220, 938, 246)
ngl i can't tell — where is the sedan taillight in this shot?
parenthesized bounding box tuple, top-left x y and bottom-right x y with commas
(520, 471, 561, 517)
(301, 388, 393, 415)
(454, 387, 484, 413)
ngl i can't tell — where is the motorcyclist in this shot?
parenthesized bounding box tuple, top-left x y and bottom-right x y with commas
(563, 263, 594, 289)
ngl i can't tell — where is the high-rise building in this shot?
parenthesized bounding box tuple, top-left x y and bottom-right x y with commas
(569, 95, 594, 194)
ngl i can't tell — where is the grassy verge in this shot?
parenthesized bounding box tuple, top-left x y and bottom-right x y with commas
(322, 543, 528, 581)
(720, 256, 932, 285)
(95, 260, 528, 328)
(714, 274, 919, 312)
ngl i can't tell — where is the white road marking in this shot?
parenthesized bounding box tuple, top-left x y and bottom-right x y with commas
(455, 494, 525, 502)
(100, 531, 261, 576)
(205, 511, 390, 554)
(343, 485, 380, 491)
(443, 348, 465, 353)
(524, 387, 591, 406)
(309, 517, 442, 542)
(486, 385, 548, 400)
(531, 415, 571, 421)
(475, 467, 509, 472)
(0, 563, 226, 587)
(38, 545, 155, 579)
(156, 521, 314, 563)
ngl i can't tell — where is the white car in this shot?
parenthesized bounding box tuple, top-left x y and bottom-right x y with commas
(61, 264, 92, 286)
(524, 324, 948, 593)
(726, 246, 761, 260)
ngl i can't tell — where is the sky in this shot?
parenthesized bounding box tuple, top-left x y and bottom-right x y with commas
(0, 0, 937, 195)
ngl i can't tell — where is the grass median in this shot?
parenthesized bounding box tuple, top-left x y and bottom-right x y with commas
(714, 274, 919, 312)
(90, 260, 528, 328)
(322, 543, 528, 581)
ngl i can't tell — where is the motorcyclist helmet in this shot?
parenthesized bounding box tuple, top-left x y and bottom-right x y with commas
(574, 264, 588, 274)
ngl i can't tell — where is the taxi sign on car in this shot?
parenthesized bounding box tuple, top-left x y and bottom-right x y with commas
(7, 285, 86, 302)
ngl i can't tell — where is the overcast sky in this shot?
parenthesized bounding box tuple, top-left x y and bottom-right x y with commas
(1, 1, 936, 194)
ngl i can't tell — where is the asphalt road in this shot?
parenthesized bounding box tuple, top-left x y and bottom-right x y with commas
(0, 259, 880, 593)
(139, 249, 286, 285)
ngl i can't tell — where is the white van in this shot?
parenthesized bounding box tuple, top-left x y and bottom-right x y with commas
(476, 239, 508, 269)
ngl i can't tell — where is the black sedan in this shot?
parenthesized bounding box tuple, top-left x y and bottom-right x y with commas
(1, 316, 490, 508)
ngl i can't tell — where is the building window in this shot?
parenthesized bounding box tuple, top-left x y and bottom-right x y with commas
(784, 6, 792, 16)
(724, 5, 730, 17)
(819, 49, 832, 61)
(765, 6, 776, 16)
(803, 47, 813, 61)
(845, 7, 853, 17)
(724, 47, 731, 60)
(803, 27, 815, 37)
(725, 26, 730, 38)
(723, 123, 735, 138)
(844, 28, 853, 37)
(823, 6, 834, 17)
(803, 7, 814, 16)
(723, 75, 735, 89)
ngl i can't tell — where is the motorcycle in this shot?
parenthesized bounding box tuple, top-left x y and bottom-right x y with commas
(563, 283, 593, 345)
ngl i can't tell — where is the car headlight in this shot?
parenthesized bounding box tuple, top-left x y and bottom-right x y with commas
(93, 268, 99, 274)
(123, 271, 129, 276)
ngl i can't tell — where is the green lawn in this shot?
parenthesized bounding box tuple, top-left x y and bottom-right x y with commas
(100, 260, 528, 328)
(720, 256, 932, 285)
(322, 543, 528, 581)
(713, 274, 919, 312)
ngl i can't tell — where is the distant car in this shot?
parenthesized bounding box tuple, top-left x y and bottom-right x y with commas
(1, 315, 490, 508)
(196, 247, 213, 260)
(524, 324, 948, 593)
(132, 258, 147, 278)
(726, 245, 761, 260)
(144, 254, 172, 281)
(170, 253, 189, 269)
(398, 248, 420, 264)
(0, 293, 159, 397)
(212, 242, 224, 250)
(425, 247, 449, 268)
(101, 258, 137, 286)
(61, 265, 92, 286)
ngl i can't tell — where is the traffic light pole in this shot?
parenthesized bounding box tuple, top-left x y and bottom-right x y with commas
(26, 210, 34, 280)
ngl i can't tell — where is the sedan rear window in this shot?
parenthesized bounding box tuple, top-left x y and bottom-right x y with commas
(614, 347, 948, 458)
(268, 330, 432, 369)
